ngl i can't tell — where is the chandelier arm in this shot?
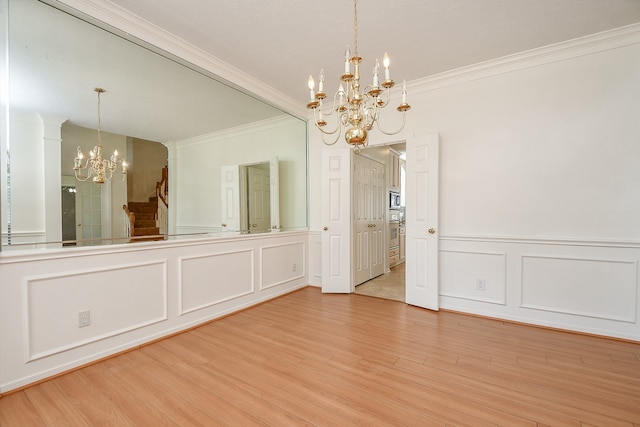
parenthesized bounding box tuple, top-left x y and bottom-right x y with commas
(320, 131, 341, 146)
(74, 168, 91, 182)
(375, 88, 391, 109)
(376, 111, 407, 136)
(312, 107, 341, 136)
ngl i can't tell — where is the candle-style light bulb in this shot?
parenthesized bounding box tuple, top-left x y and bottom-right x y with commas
(318, 69, 324, 93)
(383, 52, 390, 81)
(402, 79, 407, 104)
(373, 59, 380, 87)
(308, 75, 315, 101)
(122, 161, 128, 174)
(344, 46, 351, 73)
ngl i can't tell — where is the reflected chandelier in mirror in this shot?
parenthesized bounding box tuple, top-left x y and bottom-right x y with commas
(73, 88, 129, 185)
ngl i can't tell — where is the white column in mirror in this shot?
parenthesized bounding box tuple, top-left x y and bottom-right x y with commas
(164, 141, 178, 236)
(39, 114, 67, 245)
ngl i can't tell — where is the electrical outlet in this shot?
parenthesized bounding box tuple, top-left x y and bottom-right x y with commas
(475, 279, 486, 291)
(292, 263, 297, 272)
(78, 310, 91, 328)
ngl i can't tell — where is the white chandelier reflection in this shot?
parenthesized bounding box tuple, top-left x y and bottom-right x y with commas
(73, 88, 128, 184)
(306, 0, 410, 151)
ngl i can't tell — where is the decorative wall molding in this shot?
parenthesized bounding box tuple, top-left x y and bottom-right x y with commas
(0, 231, 310, 264)
(440, 234, 640, 249)
(309, 233, 323, 286)
(178, 249, 255, 315)
(24, 259, 168, 361)
(440, 249, 507, 305)
(411, 23, 640, 94)
(260, 241, 305, 290)
(1, 231, 47, 246)
(520, 254, 638, 323)
(175, 115, 298, 148)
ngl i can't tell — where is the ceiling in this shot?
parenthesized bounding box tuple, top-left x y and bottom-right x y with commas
(103, 0, 640, 104)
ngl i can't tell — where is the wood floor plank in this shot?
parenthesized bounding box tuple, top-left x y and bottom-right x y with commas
(1, 287, 639, 426)
(0, 391, 47, 427)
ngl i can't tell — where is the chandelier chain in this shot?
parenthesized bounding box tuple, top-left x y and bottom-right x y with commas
(96, 89, 102, 144)
(353, 0, 358, 55)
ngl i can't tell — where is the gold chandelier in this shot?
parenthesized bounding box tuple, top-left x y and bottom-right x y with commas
(73, 88, 128, 184)
(306, 0, 410, 151)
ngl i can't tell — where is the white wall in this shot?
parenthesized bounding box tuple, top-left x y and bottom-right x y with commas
(0, 231, 308, 393)
(2, 112, 46, 244)
(128, 138, 167, 203)
(309, 25, 640, 340)
(174, 115, 307, 233)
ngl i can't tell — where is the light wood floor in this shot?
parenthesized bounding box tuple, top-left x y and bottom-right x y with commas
(2, 287, 640, 426)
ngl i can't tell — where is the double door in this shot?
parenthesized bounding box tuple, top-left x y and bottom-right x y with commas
(353, 154, 386, 285)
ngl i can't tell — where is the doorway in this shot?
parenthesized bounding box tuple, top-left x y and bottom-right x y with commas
(61, 184, 77, 246)
(353, 142, 406, 302)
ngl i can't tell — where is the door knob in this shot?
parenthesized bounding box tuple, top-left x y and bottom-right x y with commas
(428, 228, 436, 234)
(323, 226, 328, 231)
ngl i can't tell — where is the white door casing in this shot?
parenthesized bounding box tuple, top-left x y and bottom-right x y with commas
(405, 133, 440, 310)
(321, 148, 352, 293)
(269, 156, 280, 231)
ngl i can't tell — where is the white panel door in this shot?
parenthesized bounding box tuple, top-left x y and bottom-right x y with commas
(370, 159, 385, 278)
(75, 180, 102, 246)
(220, 165, 240, 231)
(405, 133, 440, 310)
(321, 148, 351, 293)
(247, 165, 270, 233)
(353, 154, 371, 285)
(353, 155, 385, 285)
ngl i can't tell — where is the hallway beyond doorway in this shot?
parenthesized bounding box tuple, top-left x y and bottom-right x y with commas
(354, 263, 405, 302)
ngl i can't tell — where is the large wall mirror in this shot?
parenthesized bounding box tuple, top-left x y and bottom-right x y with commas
(1, 0, 308, 250)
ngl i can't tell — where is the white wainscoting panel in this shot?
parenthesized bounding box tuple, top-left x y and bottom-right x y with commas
(440, 250, 506, 304)
(261, 241, 305, 290)
(25, 260, 168, 361)
(179, 249, 254, 315)
(309, 233, 323, 286)
(521, 254, 637, 322)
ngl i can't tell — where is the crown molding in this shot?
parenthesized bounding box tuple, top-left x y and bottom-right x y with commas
(51, 0, 307, 119)
(411, 23, 640, 94)
(175, 115, 298, 148)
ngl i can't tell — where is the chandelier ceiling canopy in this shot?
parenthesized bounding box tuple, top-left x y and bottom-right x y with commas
(306, 0, 410, 151)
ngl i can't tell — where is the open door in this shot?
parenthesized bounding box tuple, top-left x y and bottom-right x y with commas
(405, 133, 439, 310)
(247, 164, 271, 233)
(321, 148, 352, 293)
